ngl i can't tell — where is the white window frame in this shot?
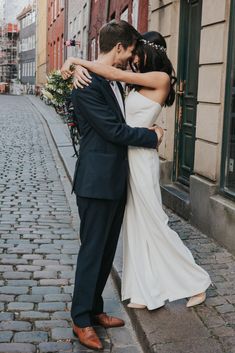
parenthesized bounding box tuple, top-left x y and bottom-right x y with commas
(120, 8, 128, 21)
(132, 0, 139, 29)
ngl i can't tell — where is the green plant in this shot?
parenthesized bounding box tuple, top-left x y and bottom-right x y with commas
(42, 69, 73, 106)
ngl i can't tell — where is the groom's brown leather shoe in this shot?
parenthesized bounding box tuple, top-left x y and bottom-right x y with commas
(73, 324, 103, 351)
(94, 313, 125, 328)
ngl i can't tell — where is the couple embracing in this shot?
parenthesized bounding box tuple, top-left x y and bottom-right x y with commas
(61, 20, 211, 351)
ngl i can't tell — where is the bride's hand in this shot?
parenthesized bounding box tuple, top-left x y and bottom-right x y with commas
(60, 60, 73, 80)
(73, 65, 92, 89)
(149, 125, 164, 149)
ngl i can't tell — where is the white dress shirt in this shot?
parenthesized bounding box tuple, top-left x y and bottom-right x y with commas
(109, 81, 125, 118)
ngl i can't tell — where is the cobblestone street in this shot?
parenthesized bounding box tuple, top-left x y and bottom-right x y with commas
(1, 95, 235, 353)
(0, 95, 143, 353)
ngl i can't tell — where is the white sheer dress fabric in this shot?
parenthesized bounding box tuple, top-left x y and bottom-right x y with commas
(121, 90, 211, 309)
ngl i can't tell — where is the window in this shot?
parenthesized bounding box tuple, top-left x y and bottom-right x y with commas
(221, 0, 235, 198)
(32, 11, 36, 23)
(61, 34, 64, 63)
(60, 0, 65, 10)
(83, 4, 87, 26)
(21, 38, 26, 51)
(21, 36, 35, 51)
(73, 17, 76, 35)
(54, 1, 56, 20)
(110, 12, 115, 20)
(78, 11, 82, 30)
(120, 7, 128, 21)
(132, 0, 139, 29)
(29, 62, 32, 76)
(53, 41, 56, 69)
(51, 2, 54, 23)
(82, 28, 87, 59)
(91, 38, 96, 61)
(55, 0, 57, 17)
(58, 39, 60, 68)
(22, 11, 36, 28)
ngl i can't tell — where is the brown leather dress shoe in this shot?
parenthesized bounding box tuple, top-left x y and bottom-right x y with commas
(73, 324, 103, 351)
(94, 312, 125, 328)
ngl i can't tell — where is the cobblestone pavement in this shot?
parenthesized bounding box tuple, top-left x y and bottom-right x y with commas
(166, 210, 235, 353)
(30, 96, 235, 353)
(113, 207, 235, 353)
(0, 95, 143, 353)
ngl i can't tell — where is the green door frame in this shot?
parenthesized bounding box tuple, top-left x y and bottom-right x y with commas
(173, 0, 202, 185)
(220, 0, 235, 200)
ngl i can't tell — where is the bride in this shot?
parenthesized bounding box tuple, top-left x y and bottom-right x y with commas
(61, 32, 211, 310)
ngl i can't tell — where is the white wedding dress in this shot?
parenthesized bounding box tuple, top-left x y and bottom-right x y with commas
(121, 90, 211, 310)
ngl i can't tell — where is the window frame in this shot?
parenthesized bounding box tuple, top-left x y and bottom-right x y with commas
(220, 0, 235, 200)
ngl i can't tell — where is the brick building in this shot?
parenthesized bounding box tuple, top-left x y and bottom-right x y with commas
(17, 3, 36, 86)
(47, 0, 66, 73)
(88, 0, 148, 60)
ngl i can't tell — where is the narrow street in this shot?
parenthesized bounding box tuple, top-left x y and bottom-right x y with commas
(0, 95, 235, 353)
(0, 95, 143, 353)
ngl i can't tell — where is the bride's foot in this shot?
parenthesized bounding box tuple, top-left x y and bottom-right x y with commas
(186, 292, 206, 308)
(127, 302, 147, 309)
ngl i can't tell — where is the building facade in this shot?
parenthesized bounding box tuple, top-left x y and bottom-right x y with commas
(35, 0, 47, 86)
(0, 23, 18, 86)
(88, 0, 148, 60)
(47, 0, 66, 73)
(148, 0, 235, 253)
(67, 0, 90, 59)
(108, 0, 148, 32)
(17, 3, 36, 86)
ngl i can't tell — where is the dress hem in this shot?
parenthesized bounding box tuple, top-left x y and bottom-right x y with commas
(122, 280, 212, 311)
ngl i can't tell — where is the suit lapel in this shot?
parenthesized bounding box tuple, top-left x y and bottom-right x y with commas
(100, 79, 125, 123)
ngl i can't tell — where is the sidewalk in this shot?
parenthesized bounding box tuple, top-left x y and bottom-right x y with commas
(29, 96, 235, 353)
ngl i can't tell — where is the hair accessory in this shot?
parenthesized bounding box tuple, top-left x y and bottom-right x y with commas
(139, 39, 166, 52)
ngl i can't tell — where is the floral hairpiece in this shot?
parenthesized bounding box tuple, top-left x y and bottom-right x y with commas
(139, 39, 166, 53)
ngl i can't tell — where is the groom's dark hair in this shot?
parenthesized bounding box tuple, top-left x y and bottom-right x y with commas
(99, 20, 141, 53)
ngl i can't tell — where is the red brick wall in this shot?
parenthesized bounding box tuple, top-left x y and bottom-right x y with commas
(88, 0, 149, 59)
(108, 0, 148, 33)
(88, 0, 108, 60)
(108, 0, 131, 22)
(47, 0, 65, 73)
(137, 0, 148, 33)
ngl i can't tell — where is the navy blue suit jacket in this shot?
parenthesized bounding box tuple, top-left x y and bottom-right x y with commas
(71, 73, 157, 200)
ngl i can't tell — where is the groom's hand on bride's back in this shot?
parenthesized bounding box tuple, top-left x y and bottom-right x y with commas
(149, 125, 164, 149)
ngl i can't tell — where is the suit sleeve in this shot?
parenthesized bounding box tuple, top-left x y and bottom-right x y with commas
(71, 80, 158, 149)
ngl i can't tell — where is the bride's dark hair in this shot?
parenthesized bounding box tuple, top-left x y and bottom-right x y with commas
(132, 31, 176, 107)
(143, 31, 167, 49)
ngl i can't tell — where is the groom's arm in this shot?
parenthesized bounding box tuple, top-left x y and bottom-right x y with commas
(72, 80, 158, 149)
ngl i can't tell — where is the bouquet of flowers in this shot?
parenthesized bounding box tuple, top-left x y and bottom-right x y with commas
(41, 69, 74, 109)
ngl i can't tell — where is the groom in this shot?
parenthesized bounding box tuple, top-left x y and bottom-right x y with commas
(61, 20, 163, 350)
